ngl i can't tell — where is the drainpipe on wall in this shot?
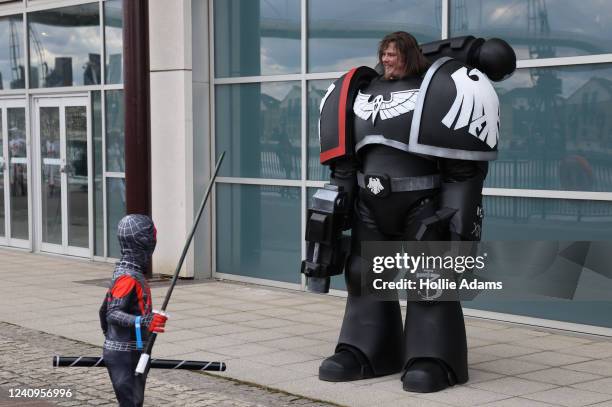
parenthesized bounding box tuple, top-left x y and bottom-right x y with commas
(123, 0, 152, 277)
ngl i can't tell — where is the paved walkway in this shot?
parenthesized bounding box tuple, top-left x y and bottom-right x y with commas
(3, 248, 612, 406)
(0, 322, 332, 406)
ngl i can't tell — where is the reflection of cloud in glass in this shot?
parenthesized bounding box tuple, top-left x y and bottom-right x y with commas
(0, 15, 25, 90)
(29, 3, 101, 87)
(308, 0, 441, 73)
(261, 81, 295, 101)
(453, 0, 612, 59)
(489, 5, 523, 24)
(104, 0, 123, 83)
(309, 39, 379, 72)
(215, 0, 300, 77)
(260, 38, 300, 75)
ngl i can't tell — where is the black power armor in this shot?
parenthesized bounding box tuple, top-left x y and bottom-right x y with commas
(302, 36, 516, 392)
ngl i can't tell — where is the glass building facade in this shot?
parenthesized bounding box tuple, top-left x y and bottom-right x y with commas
(210, 0, 612, 328)
(0, 0, 125, 259)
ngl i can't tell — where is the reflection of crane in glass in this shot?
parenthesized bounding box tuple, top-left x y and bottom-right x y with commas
(452, 0, 468, 33)
(527, 0, 553, 59)
(435, 0, 468, 34)
(527, 0, 563, 187)
(8, 19, 48, 88)
(527, 0, 561, 107)
(8, 19, 24, 88)
(28, 26, 49, 87)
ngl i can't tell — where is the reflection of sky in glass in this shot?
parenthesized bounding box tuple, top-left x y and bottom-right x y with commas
(489, 64, 612, 191)
(307, 80, 331, 180)
(106, 90, 124, 172)
(450, 0, 612, 60)
(215, 0, 300, 77)
(308, 0, 442, 73)
(216, 183, 301, 283)
(29, 3, 101, 88)
(216, 81, 302, 179)
(105, 0, 123, 84)
(483, 197, 612, 240)
(0, 15, 25, 90)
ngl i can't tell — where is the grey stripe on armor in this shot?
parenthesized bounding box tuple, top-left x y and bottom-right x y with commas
(408, 57, 498, 161)
(355, 135, 412, 153)
(357, 172, 440, 192)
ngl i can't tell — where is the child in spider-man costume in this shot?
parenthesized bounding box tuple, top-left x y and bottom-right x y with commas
(99, 214, 168, 407)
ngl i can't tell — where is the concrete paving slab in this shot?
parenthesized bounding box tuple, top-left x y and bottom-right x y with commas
(515, 335, 593, 351)
(472, 358, 549, 375)
(474, 343, 542, 358)
(562, 342, 612, 359)
(193, 323, 256, 336)
(565, 359, 612, 376)
(469, 351, 504, 364)
(479, 398, 556, 406)
(469, 376, 557, 396)
(240, 318, 302, 329)
(467, 337, 497, 348)
(467, 369, 504, 384)
(523, 386, 612, 407)
(5, 249, 612, 407)
(245, 350, 321, 366)
(518, 367, 603, 386)
(417, 385, 510, 406)
(514, 351, 592, 367)
(257, 336, 328, 351)
(173, 335, 249, 350)
(212, 343, 278, 358)
(572, 377, 612, 395)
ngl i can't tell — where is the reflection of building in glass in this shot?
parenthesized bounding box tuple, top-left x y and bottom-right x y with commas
(494, 73, 612, 191)
(566, 78, 612, 151)
(0, 16, 26, 90)
(260, 86, 301, 179)
(84, 53, 101, 85)
(47, 57, 72, 87)
(107, 54, 122, 83)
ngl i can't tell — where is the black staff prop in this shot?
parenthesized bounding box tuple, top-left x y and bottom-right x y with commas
(54, 356, 226, 371)
(135, 152, 226, 376)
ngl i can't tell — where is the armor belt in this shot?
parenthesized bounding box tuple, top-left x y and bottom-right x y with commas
(357, 172, 440, 197)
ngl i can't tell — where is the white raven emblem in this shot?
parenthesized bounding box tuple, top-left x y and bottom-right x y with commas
(354, 89, 419, 125)
(367, 177, 384, 195)
(441, 67, 500, 148)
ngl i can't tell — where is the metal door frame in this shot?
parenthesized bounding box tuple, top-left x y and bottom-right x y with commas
(32, 94, 93, 258)
(0, 97, 29, 249)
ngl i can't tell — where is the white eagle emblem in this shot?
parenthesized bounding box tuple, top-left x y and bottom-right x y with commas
(441, 67, 500, 148)
(367, 177, 384, 195)
(353, 89, 419, 125)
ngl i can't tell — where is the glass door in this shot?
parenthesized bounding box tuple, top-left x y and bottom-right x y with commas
(35, 96, 91, 257)
(0, 99, 29, 248)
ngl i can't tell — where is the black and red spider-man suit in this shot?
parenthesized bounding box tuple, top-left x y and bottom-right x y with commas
(99, 214, 167, 407)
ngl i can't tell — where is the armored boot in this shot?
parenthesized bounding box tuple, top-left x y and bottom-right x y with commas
(319, 254, 404, 381)
(401, 301, 469, 392)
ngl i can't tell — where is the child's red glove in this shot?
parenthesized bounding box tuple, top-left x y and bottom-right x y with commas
(148, 312, 168, 333)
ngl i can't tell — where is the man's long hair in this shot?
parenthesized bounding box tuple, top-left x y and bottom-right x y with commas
(378, 31, 430, 78)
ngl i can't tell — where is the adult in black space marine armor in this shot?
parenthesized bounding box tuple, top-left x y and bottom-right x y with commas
(301, 32, 516, 392)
